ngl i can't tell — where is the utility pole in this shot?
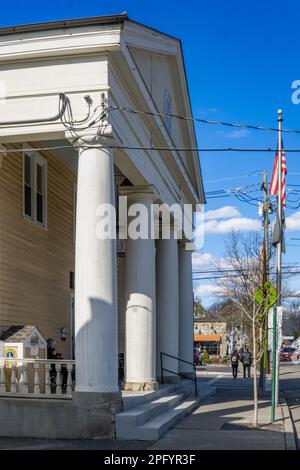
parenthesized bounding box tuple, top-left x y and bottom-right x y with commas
(259, 171, 270, 396)
(271, 109, 283, 421)
(275, 109, 283, 410)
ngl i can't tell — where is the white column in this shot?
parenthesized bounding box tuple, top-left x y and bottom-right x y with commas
(122, 186, 158, 391)
(156, 232, 179, 383)
(178, 244, 194, 375)
(71, 131, 118, 394)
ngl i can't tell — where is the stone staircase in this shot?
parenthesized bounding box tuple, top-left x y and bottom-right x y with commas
(116, 381, 215, 440)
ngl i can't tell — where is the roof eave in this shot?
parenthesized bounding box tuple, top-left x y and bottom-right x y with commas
(0, 12, 128, 37)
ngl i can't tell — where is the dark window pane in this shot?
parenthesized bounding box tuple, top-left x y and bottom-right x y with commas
(36, 193, 43, 223)
(36, 163, 43, 193)
(25, 155, 31, 185)
(24, 185, 32, 217)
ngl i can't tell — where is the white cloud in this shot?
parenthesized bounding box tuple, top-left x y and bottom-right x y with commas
(286, 211, 300, 231)
(192, 252, 214, 270)
(199, 108, 218, 115)
(204, 217, 261, 234)
(194, 283, 223, 297)
(192, 252, 232, 272)
(217, 129, 250, 139)
(205, 206, 241, 220)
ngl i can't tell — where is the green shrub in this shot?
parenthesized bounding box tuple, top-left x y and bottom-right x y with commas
(221, 355, 230, 363)
(202, 348, 210, 364)
(211, 356, 221, 364)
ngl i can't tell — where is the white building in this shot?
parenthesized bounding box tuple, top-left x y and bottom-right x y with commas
(0, 13, 205, 438)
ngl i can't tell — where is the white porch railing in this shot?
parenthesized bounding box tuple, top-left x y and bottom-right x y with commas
(0, 358, 75, 398)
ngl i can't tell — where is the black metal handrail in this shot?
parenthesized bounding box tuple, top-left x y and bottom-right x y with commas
(160, 352, 198, 397)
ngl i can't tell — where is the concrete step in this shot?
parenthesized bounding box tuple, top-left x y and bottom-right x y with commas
(116, 390, 188, 436)
(116, 379, 216, 441)
(122, 383, 179, 411)
(118, 396, 200, 441)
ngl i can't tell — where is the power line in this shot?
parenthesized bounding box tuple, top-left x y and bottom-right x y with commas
(109, 105, 300, 135)
(204, 171, 264, 184)
(3, 145, 300, 155)
(192, 265, 300, 274)
(193, 271, 300, 281)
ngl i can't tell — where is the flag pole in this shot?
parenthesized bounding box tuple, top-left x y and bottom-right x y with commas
(275, 108, 283, 410)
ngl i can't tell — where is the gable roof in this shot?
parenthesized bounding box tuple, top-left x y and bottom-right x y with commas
(0, 13, 205, 204)
(0, 13, 129, 36)
(0, 325, 36, 342)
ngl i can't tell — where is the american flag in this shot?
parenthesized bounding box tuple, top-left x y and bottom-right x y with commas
(269, 143, 287, 206)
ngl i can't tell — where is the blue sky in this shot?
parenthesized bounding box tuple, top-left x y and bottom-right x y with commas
(1, 1, 300, 305)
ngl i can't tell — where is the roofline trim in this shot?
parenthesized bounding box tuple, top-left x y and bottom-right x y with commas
(0, 13, 128, 36)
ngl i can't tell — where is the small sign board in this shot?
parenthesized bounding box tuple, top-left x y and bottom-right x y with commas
(255, 281, 277, 309)
(267, 307, 283, 352)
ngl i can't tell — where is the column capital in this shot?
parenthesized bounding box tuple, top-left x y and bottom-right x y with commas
(65, 125, 115, 149)
(119, 185, 160, 203)
(178, 240, 196, 251)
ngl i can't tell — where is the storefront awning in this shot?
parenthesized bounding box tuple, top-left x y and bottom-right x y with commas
(194, 335, 221, 342)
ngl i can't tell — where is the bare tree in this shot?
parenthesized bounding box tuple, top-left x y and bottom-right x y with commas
(214, 231, 274, 427)
(283, 301, 300, 338)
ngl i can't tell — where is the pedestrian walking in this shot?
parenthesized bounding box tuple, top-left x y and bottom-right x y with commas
(240, 347, 252, 378)
(230, 350, 239, 379)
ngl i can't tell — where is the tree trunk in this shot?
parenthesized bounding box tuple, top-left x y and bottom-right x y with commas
(252, 303, 258, 427)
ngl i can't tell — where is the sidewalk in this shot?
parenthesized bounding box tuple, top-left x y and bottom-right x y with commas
(149, 378, 294, 450)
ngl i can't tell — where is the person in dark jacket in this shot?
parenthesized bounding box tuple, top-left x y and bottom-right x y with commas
(240, 348, 252, 378)
(230, 350, 239, 379)
(47, 338, 68, 393)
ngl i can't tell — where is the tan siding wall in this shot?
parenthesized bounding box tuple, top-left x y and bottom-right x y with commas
(0, 144, 75, 359)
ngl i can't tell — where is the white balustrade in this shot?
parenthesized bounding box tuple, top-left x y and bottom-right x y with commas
(45, 363, 51, 395)
(33, 362, 40, 395)
(10, 363, 17, 393)
(18, 365, 24, 393)
(23, 364, 28, 394)
(56, 363, 62, 395)
(0, 358, 75, 398)
(66, 364, 73, 396)
(0, 363, 5, 393)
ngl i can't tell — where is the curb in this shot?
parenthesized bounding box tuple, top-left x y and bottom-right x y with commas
(280, 394, 297, 450)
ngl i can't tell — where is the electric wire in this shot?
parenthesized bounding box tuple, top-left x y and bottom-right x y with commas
(108, 104, 300, 135)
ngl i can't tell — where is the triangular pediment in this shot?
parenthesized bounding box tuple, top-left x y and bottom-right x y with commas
(122, 21, 204, 203)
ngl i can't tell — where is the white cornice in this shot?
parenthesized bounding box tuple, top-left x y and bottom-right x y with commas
(122, 22, 178, 56)
(0, 24, 122, 62)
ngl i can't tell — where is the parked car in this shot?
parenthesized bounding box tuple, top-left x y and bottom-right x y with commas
(292, 349, 300, 363)
(280, 347, 297, 362)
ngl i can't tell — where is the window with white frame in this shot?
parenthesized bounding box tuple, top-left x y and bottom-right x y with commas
(23, 152, 47, 227)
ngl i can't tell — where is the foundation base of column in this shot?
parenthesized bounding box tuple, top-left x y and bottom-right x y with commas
(0, 391, 122, 440)
(122, 381, 158, 392)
